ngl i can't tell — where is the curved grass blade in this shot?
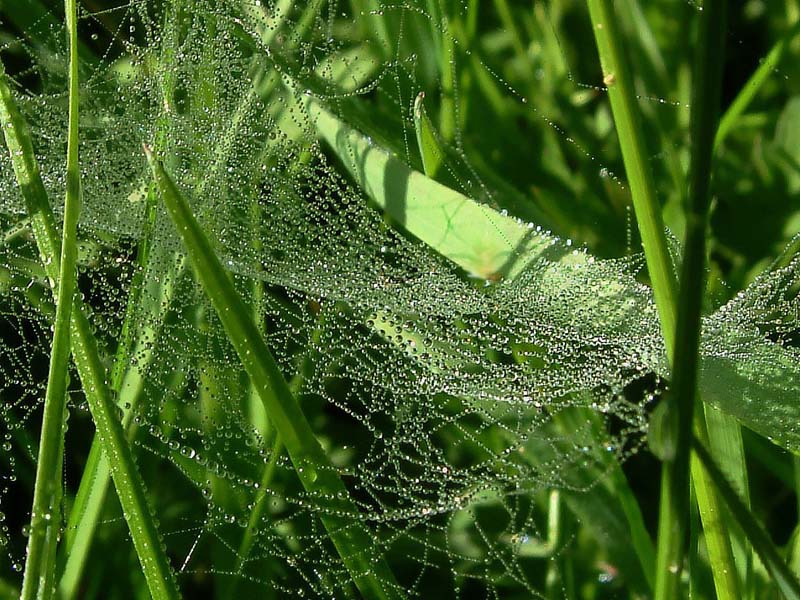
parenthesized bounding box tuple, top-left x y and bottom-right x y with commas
(0, 64, 182, 600)
(20, 1, 82, 596)
(146, 148, 404, 600)
(301, 89, 564, 281)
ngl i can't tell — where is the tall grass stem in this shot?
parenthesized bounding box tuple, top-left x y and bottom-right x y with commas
(20, 1, 82, 597)
(0, 61, 182, 600)
(584, 0, 678, 351)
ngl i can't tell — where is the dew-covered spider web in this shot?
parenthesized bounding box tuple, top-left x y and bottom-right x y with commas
(0, 0, 799, 597)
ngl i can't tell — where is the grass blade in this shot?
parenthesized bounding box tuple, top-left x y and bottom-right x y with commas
(20, 1, 82, 596)
(0, 63, 182, 600)
(302, 90, 564, 280)
(667, 3, 740, 598)
(716, 20, 800, 151)
(692, 439, 800, 599)
(146, 147, 404, 600)
(413, 92, 444, 179)
(584, 0, 678, 352)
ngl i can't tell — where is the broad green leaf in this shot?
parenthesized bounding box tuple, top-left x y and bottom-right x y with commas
(300, 88, 800, 465)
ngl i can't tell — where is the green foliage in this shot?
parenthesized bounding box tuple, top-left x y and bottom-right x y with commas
(0, 1, 799, 598)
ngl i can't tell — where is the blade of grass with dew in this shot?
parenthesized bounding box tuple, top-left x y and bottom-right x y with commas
(146, 148, 404, 600)
(672, 3, 747, 598)
(20, 1, 82, 596)
(692, 439, 800, 599)
(582, 2, 744, 597)
(701, 405, 753, 598)
(422, 0, 450, 131)
(301, 89, 564, 280)
(438, 6, 457, 143)
(0, 62, 182, 600)
(57, 2, 189, 586)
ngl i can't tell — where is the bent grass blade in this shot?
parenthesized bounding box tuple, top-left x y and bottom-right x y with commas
(0, 64, 182, 600)
(147, 148, 404, 600)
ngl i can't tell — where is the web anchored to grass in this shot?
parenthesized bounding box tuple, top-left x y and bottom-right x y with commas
(0, 0, 799, 598)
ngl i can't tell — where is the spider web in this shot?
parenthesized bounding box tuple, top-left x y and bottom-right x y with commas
(0, 0, 798, 597)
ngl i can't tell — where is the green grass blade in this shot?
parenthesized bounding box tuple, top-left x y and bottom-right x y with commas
(438, 13, 457, 143)
(689, 417, 740, 599)
(0, 64, 182, 600)
(692, 439, 800, 600)
(413, 92, 444, 179)
(20, 1, 82, 596)
(301, 90, 563, 280)
(146, 148, 404, 600)
(669, 3, 740, 599)
(58, 439, 108, 598)
(716, 20, 800, 151)
(584, 0, 678, 353)
(701, 405, 753, 597)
